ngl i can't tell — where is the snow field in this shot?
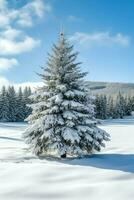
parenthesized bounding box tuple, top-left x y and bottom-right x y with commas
(0, 118, 134, 200)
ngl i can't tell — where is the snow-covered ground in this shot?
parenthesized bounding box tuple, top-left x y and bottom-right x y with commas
(0, 118, 134, 200)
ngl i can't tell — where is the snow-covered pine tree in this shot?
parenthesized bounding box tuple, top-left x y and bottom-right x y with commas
(124, 96, 130, 116)
(132, 96, 134, 111)
(8, 86, 17, 122)
(24, 33, 110, 158)
(16, 87, 25, 121)
(0, 86, 10, 122)
(94, 94, 101, 119)
(95, 95, 107, 119)
(107, 96, 115, 118)
(23, 86, 32, 119)
(126, 96, 134, 116)
(115, 92, 126, 118)
(102, 95, 108, 119)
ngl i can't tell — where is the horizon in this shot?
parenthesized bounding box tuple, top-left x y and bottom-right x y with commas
(0, 0, 133, 87)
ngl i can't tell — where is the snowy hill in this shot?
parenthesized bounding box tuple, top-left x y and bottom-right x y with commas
(0, 119, 134, 200)
(89, 81, 134, 96)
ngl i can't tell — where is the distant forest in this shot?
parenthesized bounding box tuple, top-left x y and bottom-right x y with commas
(0, 86, 32, 122)
(94, 93, 134, 119)
(0, 84, 133, 122)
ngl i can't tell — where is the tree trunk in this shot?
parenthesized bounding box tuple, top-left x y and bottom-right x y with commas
(61, 153, 66, 158)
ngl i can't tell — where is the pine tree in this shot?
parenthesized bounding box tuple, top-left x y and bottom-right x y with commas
(23, 86, 32, 119)
(107, 96, 115, 118)
(16, 87, 25, 121)
(101, 95, 107, 119)
(95, 95, 107, 119)
(115, 92, 126, 118)
(23, 33, 110, 157)
(124, 96, 131, 116)
(0, 86, 10, 122)
(7, 86, 17, 122)
(128, 96, 134, 115)
(28, 87, 32, 96)
(94, 94, 101, 119)
(131, 96, 134, 112)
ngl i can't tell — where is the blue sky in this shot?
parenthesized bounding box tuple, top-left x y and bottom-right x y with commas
(0, 0, 134, 88)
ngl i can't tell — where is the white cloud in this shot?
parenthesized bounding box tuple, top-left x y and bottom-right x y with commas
(0, 0, 52, 28)
(0, 14, 9, 27)
(0, 35, 40, 55)
(0, 0, 52, 86)
(17, 12, 33, 27)
(0, 1, 52, 56)
(70, 32, 130, 47)
(17, 0, 51, 27)
(0, 27, 40, 55)
(0, 58, 18, 71)
(0, 1, 50, 55)
(0, 27, 21, 40)
(25, 0, 49, 18)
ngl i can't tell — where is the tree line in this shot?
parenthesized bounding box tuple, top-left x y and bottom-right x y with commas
(94, 92, 134, 119)
(0, 86, 32, 122)
(0, 85, 133, 122)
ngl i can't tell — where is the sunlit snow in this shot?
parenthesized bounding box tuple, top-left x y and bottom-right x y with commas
(0, 118, 134, 200)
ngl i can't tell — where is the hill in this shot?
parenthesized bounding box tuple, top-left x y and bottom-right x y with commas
(88, 81, 134, 96)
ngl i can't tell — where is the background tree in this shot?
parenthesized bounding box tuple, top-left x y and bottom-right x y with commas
(23, 86, 32, 119)
(107, 96, 114, 118)
(95, 95, 107, 119)
(16, 87, 25, 121)
(0, 86, 32, 122)
(114, 92, 126, 118)
(0, 86, 10, 122)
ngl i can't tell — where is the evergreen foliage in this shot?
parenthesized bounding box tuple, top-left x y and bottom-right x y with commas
(0, 86, 32, 122)
(95, 95, 107, 119)
(94, 92, 134, 119)
(0, 86, 10, 122)
(24, 33, 110, 157)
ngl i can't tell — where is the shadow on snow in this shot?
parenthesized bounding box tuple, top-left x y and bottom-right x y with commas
(102, 118, 134, 126)
(60, 154, 134, 174)
(0, 136, 22, 141)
